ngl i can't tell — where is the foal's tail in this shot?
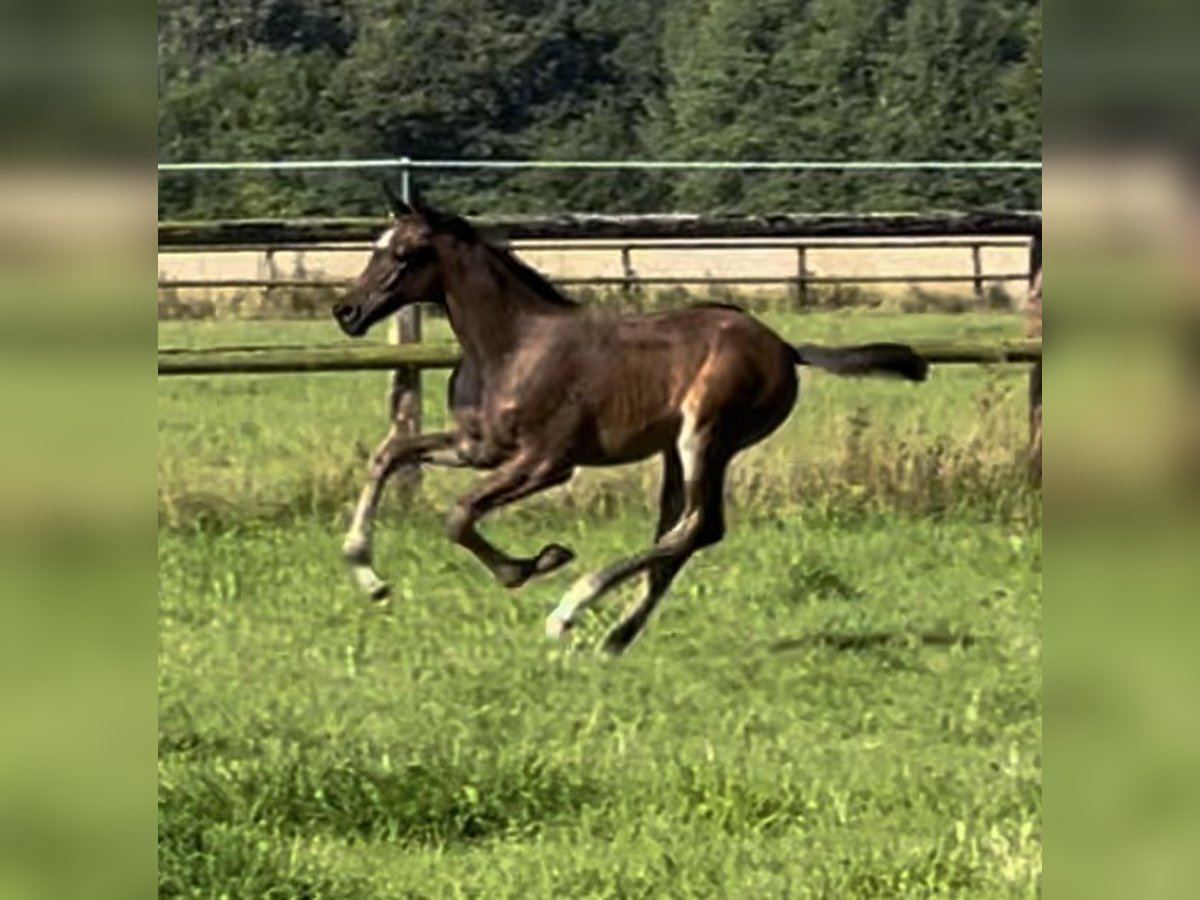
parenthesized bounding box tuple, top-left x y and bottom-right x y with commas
(791, 342, 929, 382)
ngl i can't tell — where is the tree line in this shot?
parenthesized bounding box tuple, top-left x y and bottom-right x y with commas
(158, 0, 1041, 218)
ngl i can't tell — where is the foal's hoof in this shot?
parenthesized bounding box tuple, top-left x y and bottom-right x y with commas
(545, 614, 574, 641)
(497, 545, 576, 589)
(347, 556, 392, 605)
(535, 543, 575, 575)
(598, 627, 636, 656)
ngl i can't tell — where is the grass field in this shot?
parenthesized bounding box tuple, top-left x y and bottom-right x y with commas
(158, 309, 1041, 897)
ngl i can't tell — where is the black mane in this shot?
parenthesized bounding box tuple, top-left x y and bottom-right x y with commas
(485, 244, 578, 309)
(432, 209, 577, 309)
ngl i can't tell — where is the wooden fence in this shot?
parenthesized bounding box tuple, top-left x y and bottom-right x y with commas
(158, 211, 1042, 455)
(159, 213, 1038, 299)
(158, 241, 1031, 304)
(158, 339, 1042, 376)
(158, 211, 1040, 246)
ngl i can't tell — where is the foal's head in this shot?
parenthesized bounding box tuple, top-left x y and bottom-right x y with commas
(333, 191, 448, 338)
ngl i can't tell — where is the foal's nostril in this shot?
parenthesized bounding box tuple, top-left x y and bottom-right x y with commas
(334, 302, 366, 336)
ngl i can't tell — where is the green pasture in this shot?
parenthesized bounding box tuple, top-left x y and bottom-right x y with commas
(158, 309, 1041, 897)
(158, 311, 1032, 525)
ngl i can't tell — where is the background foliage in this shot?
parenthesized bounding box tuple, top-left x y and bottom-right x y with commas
(158, 0, 1042, 217)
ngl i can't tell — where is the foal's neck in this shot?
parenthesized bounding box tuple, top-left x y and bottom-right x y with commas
(437, 238, 575, 365)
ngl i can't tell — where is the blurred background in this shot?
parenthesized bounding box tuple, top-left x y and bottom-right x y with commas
(7, 0, 1200, 895)
(0, 2, 149, 899)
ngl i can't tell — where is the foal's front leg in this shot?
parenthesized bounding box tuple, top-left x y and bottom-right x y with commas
(343, 428, 462, 601)
(446, 455, 576, 588)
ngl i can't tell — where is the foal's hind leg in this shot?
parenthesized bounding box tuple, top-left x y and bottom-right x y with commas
(446, 455, 576, 589)
(548, 428, 729, 645)
(600, 453, 683, 653)
(599, 451, 693, 654)
(343, 429, 461, 601)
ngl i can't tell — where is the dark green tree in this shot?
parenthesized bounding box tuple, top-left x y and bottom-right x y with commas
(157, 0, 1042, 217)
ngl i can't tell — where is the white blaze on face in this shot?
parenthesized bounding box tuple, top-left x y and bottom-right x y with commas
(374, 227, 396, 251)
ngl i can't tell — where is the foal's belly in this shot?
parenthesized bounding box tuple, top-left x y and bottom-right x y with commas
(575, 414, 680, 467)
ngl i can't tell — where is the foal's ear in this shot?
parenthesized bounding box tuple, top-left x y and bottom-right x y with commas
(399, 186, 455, 235)
(381, 180, 410, 218)
(408, 187, 437, 225)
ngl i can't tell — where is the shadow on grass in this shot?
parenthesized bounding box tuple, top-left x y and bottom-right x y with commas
(769, 630, 977, 653)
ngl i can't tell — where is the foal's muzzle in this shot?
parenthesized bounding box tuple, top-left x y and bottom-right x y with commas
(333, 302, 368, 337)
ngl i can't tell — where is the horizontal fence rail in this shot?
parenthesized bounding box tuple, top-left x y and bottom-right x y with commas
(158, 340, 1042, 376)
(158, 237, 1033, 254)
(159, 158, 1043, 174)
(158, 273, 1032, 290)
(159, 211, 1041, 248)
(159, 222, 1037, 302)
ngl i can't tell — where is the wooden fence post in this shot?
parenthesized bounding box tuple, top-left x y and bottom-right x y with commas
(795, 245, 809, 308)
(388, 310, 422, 427)
(971, 242, 984, 301)
(389, 158, 422, 485)
(620, 245, 636, 298)
(1027, 233, 1042, 485)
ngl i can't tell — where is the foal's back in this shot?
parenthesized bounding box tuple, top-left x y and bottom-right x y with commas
(572, 303, 795, 393)
(518, 304, 798, 465)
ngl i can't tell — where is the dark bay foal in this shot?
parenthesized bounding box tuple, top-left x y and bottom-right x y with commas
(334, 197, 928, 654)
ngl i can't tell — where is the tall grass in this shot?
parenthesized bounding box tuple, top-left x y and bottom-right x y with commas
(158, 308, 1040, 897)
(158, 508, 1041, 896)
(158, 311, 1034, 531)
